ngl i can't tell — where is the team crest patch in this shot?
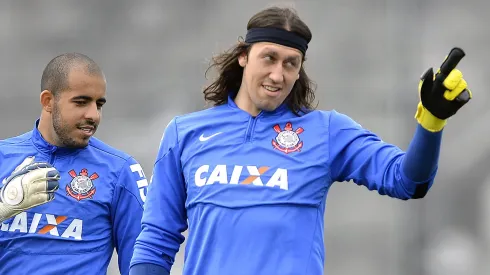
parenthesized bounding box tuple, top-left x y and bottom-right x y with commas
(272, 122, 304, 154)
(66, 168, 99, 201)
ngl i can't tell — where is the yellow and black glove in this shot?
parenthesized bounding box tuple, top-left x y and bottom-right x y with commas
(415, 47, 472, 132)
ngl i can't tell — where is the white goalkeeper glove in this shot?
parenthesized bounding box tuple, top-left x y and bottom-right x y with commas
(0, 157, 60, 222)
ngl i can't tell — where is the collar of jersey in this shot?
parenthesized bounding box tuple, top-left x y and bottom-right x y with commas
(31, 119, 86, 157)
(226, 94, 290, 117)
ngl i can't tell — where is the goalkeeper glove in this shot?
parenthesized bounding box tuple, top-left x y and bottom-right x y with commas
(0, 156, 60, 222)
(415, 47, 472, 132)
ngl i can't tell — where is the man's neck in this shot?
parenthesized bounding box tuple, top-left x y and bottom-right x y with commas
(234, 89, 260, 116)
(37, 114, 58, 146)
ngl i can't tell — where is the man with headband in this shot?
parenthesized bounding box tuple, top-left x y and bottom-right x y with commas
(130, 6, 472, 275)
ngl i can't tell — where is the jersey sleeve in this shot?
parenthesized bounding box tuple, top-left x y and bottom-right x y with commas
(130, 118, 187, 273)
(111, 156, 148, 275)
(328, 110, 441, 200)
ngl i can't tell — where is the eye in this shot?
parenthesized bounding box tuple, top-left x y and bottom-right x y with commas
(74, 101, 86, 106)
(263, 54, 274, 61)
(96, 103, 104, 110)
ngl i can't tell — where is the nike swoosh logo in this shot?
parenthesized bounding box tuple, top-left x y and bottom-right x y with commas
(199, 132, 222, 142)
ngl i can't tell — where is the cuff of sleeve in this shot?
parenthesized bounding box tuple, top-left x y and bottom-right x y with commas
(130, 263, 170, 275)
(414, 102, 447, 132)
(400, 162, 437, 198)
(400, 163, 438, 185)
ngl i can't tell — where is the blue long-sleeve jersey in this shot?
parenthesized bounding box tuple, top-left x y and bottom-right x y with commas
(0, 120, 148, 275)
(131, 98, 441, 275)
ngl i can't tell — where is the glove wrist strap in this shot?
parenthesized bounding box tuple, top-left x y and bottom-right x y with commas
(415, 102, 447, 132)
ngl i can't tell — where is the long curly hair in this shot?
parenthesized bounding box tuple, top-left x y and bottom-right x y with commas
(203, 6, 317, 116)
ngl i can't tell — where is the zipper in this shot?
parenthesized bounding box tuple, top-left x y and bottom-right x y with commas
(245, 114, 261, 142)
(49, 151, 56, 165)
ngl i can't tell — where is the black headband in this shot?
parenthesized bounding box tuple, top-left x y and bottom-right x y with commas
(244, 27, 308, 55)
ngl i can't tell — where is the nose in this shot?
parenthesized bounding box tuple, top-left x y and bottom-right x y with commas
(84, 102, 100, 122)
(269, 63, 284, 83)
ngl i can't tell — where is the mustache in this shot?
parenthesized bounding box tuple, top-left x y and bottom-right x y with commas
(76, 120, 97, 128)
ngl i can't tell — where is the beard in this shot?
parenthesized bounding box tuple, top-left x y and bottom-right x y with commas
(52, 103, 92, 148)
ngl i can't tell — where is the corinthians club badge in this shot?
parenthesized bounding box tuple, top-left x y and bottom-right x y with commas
(66, 168, 99, 201)
(272, 122, 304, 154)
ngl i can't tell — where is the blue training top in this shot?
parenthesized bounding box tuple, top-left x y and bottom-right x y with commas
(0, 120, 148, 275)
(131, 97, 441, 275)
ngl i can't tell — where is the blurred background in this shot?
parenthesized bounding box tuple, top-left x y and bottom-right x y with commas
(1, 0, 489, 274)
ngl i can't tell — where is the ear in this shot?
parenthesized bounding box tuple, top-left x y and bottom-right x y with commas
(40, 90, 55, 113)
(238, 53, 247, 68)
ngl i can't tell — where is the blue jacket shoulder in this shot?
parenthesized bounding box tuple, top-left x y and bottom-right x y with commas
(87, 137, 134, 164)
(174, 104, 230, 125)
(306, 109, 359, 127)
(0, 131, 35, 158)
(0, 131, 33, 148)
(168, 105, 232, 136)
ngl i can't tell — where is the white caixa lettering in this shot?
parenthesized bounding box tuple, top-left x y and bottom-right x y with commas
(1, 212, 83, 240)
(194, 165, 288, 190)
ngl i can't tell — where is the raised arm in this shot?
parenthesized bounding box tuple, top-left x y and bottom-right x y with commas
(329, 47, 471, 200)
